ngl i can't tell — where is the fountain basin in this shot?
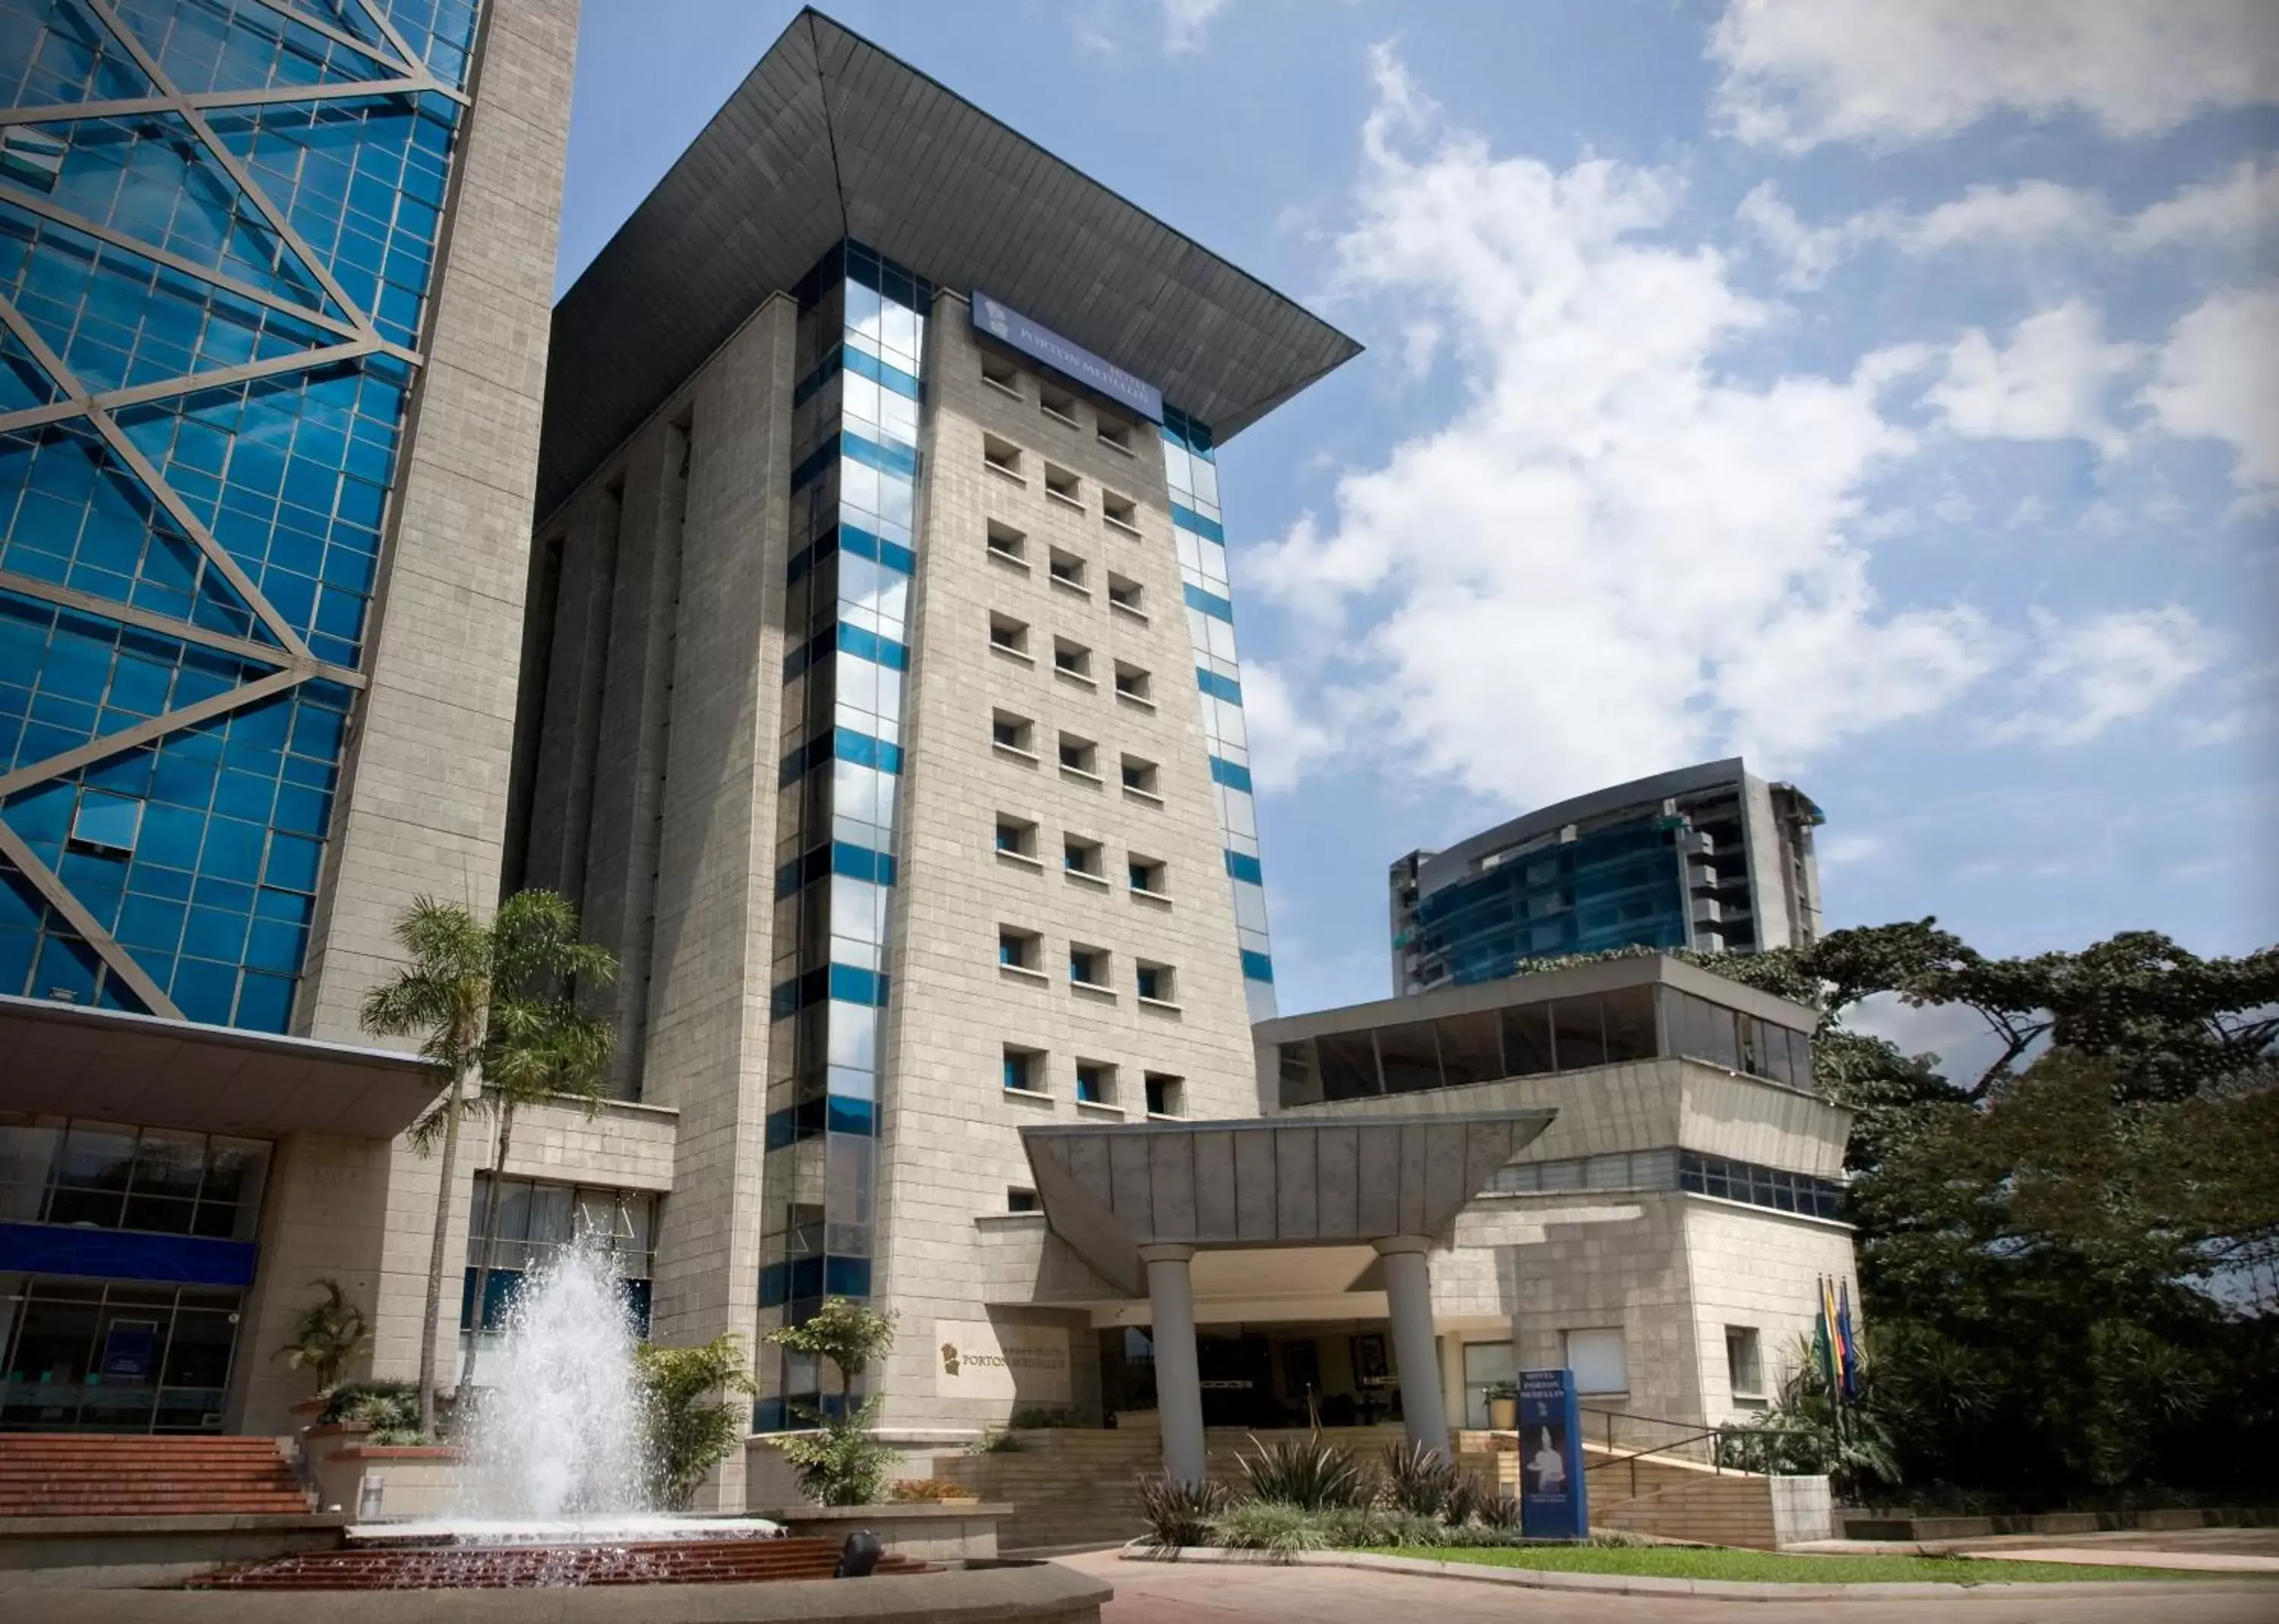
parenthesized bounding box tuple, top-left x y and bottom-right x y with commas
(347, 1515, 788, 1547)
(186, 1534, 927, 1589)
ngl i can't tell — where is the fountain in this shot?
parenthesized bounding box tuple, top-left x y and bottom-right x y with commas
(197, 1237, 849, 1588)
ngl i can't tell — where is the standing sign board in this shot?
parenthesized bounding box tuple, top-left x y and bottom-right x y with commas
(1517, 1367, 1588, 1539)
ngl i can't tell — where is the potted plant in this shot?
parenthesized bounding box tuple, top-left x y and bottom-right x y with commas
(1484, 1380, 1519, 1431)
(277, 1279, 371, 1419)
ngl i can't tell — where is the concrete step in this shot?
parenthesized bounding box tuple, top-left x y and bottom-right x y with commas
(0, 1433, 310, 1518)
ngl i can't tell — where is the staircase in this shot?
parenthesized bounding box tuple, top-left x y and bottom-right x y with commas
(0, 1434, 315, 1518)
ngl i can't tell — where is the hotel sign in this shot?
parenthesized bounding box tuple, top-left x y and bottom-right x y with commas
(972, 291, 1163, 423)
(934, 1319, 1072, 1404)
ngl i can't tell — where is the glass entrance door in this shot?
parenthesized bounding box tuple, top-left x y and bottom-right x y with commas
(0, 1277, 242, 1433)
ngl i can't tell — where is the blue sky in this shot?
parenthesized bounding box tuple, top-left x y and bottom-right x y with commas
(558, 1, 2277, 1022)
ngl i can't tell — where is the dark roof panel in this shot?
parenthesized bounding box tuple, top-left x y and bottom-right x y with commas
(538, 8, 1361, 517)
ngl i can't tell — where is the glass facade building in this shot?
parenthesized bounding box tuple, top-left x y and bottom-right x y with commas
(1, 0, 480, 1028)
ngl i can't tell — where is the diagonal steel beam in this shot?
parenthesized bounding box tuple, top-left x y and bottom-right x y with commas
(0, 189, 360, 342)
(0, 667, 308, 800)
(0, 337, 385, 437)
(0, 567, 365, 687)
(346, 0, 460, 105)
(0, 817, 185, 1019)
(81, 0, 383, 343)
(0, 78, 433, 126)
(243, 0, 423, 77)
(0, 295, 318, 662)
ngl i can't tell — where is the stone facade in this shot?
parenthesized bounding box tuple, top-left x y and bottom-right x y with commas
(230, 0, 582, 1438)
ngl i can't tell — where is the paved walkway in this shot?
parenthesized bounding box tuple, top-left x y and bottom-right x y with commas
(1800, 1528, 2279, 1574)
(1064, 1550, 2279, 1622)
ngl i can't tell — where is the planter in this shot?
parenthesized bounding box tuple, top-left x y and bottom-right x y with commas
(1486, 1397, 1517, 1430)
(287, 1397, 330, 1424)
(757, 1500, 1010, 1562)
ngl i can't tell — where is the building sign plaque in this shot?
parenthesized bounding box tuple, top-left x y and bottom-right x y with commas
(1518, 1366, 1589, 1539)
(972, 291, 1164, 422)
(934, 1319, 1072, 1404)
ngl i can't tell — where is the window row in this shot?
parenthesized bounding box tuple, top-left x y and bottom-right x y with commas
(994, 814, 1169, 899)
(0, 1115, 269, 1242)
(1000, 1045, 1185, 1116)
(976, 351, 1142, 457)
(996, 925, 1177, 1001)
(980, 432, 1143, 530)
(985, 520, 1147, 617)
(985, 610, 1155, 703)
(989, 710, 1164, 799)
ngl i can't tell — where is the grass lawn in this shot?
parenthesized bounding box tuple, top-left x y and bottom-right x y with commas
(1368, 1546, 2242, 1585)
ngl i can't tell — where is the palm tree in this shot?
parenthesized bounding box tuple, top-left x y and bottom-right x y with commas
(359, 891, 617, 1436)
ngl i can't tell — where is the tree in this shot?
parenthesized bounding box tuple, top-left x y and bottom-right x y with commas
(457, 893, 617, 1389)
(359, 890, 617, 1437)
(274, 1278, 371, 1395)
(637, 1334, 760, 1510)
(763, 1297, 900, 1506)
(1664, 923, 2279, 1506)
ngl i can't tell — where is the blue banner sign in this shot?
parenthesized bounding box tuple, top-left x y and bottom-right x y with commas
(971, 291, 1163, 422)
(1518, 1366, 1589, 1539)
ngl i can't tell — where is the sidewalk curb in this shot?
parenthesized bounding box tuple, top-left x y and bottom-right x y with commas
(1117, 1546, 2279, 1601)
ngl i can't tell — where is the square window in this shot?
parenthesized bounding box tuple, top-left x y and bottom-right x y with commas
(1003, 1044, 1041, 1094)
(1135, 962, 1174, 1003)
(1047, 548, 1087, 591)
(1063, 835, 1102, 877)
(991, 710, 1035, 756)
(1069, 946, 1107, 987)
(987, 520, 1028, 565)
(1120, 756, 1158, 795)
(1128, 856, 1165, 895)
(994, 815, 1037, 857)
(988, 613, 1029, 657)
(1096, 416, 1133, 453)
(1562, 1327, 1628, 1395)
(1113, 664, 1151, 703)
(998, 927, 1039, 971)
(1102, 491, 1138, 530)
(1107, 574, 1145, 615)
(1075, 1059, 1114, 1104)
(1007, 1187, 1039, 1213)
(1052, 638, 1092, 681)
(1038, 384, 1079, 426)
(1144, 1073, 1184, 1117)
(1043, 463, 1081, 507)
(70, 790, 143, 854)
(981, 355, 1021, 397)
(1058, 735, 1098, 778)
(982, 433, 1023, 477)
(1725, 1326, 1764, 1399)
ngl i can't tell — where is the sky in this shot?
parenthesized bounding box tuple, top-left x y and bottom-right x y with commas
(556, 0, 2279, 1025)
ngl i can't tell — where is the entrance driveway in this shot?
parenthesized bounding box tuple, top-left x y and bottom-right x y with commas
(1061, 1550, 2279, 1623)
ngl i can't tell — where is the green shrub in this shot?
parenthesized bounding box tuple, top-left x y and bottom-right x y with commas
(1207, 1499, 1330, 1555)
(1235, 1433, 1369, 1510)
(1379, 1440, 1462, 1517)
(1135, 1474, 1229, 1547)
(770, 1398, 900, 1507)
(1010, 1407, 1077, 1429)
(319, 1379, 419, 1433)
(637, 1334, 759, 1511)
(1475, 1490, 1523, 1531)
(966, 1428, 1023, 1455)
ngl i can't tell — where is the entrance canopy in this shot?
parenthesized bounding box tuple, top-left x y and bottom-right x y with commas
(1019, 1111, 1554, 1296)
(1, 993, 444, 1139)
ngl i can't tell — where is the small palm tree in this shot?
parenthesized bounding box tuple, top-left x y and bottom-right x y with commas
(276, 1278, 371, 1395)
(359, 890, 616, 1436)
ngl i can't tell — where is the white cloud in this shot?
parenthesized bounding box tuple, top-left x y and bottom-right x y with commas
(1238, 662, 1343, 793)
(1710, 0, 2279, 150)
(2140, 286, 2279, 497)
(1162, 0, 1229, 55)
(1739, 161, 2276, 287)
(1244, 48, 1996, 808)
(1925, 301, 2143, 457)
(1985, 606, 2223, 745)
(1816, 831, 1887, 870)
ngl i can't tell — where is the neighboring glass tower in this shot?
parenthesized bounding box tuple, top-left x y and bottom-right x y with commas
(1, 0, 480, 1029)
(1391, 759, 1825, 995)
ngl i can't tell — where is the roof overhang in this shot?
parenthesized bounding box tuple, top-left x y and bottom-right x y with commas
(539, 7, 1362, 518)
(1020, 1110, 1554, 1297)
(1, 994, 444, 1140)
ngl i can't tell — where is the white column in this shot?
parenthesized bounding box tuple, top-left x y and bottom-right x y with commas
(1141, 1243, 1206, 1485)
(1376, 1235, 1448, 1458)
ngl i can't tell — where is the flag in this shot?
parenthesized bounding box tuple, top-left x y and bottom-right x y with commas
(1835, 1279, 1860, 1402)
(1812, 1278, 1838, 1400)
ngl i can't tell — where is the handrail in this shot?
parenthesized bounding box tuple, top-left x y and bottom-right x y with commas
(1490, 1405, 1731, 1506)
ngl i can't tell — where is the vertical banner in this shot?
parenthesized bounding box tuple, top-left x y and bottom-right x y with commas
(1518, 1367, 1589, 1539)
